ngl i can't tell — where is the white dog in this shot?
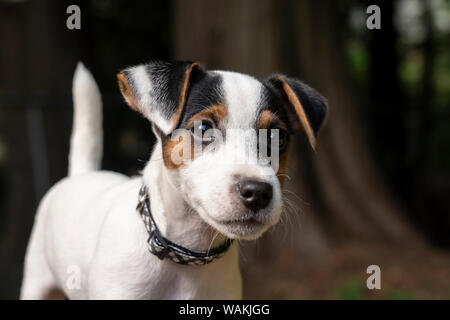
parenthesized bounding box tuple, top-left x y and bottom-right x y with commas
(20, 61, 327, 299)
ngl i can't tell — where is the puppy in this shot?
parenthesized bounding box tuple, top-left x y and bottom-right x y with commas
(20, 61, 327, 299)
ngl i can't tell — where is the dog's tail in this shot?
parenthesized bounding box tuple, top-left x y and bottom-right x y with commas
(68, 62, 103, 177)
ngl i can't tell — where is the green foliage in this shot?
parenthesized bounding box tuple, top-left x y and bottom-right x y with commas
(399, 50, 424, 94)
(347, 39, 370, 85)
(336, 277, 416, 300)
(336, 278, 365, 300)
(385, 289, 415, 300)
(434, 47, 450, 106)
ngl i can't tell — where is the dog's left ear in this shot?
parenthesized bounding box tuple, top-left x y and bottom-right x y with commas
(117, 61, 202, 135)
(267, 75, 328, 151)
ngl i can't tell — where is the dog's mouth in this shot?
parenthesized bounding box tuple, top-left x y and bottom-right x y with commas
(209, 214, 274, 240)
(219, 217, 265, 227)
(194, 200, 280, 240)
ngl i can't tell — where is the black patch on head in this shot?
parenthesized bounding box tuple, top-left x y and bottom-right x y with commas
(264, 76, 327, 136)
(177, 72, 225, 128)
(145, 61, 198, 121)
(259, 81, 292, 130)
(282, 77, 327, 136)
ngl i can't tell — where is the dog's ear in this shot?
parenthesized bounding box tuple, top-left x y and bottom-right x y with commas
(117, 61, 202, 134)
(267, 75, 328, 151)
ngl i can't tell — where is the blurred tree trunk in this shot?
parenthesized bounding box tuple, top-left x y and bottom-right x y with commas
(173, 0, 422, 263)
(291, 1, 422, 245)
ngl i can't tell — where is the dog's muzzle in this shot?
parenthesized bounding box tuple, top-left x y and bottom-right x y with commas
(136, 185, 233, 265)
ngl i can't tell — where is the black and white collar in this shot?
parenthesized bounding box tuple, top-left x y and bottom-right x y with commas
(136, 185, 233, 265)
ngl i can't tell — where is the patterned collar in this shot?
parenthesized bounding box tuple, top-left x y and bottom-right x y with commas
(136, 185, 234, 265)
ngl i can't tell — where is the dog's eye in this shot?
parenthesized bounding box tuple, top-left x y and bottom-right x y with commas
(269, 128, 289, 152)
(190, 120, 215, 143)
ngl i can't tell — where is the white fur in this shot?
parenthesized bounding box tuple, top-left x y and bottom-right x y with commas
(128, 65, 173, 134)
(69, 62, 103, 176)
(216, 71, 261, 129)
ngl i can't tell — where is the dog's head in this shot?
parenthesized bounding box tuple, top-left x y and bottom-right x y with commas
(117, 61, 327, 240)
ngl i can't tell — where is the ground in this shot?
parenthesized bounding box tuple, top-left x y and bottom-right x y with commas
(242, 242, 450, 299)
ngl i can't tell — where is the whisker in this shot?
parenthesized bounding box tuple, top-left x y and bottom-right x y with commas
(207, 231, 220, 255)
(277, 173, 292, 181)
(283, 189, 310, 206)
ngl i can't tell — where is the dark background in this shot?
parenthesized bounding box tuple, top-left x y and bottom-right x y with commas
(0, 0, 449, 299)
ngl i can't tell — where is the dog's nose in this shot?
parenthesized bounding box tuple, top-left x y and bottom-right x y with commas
(237, 180, 273, 211)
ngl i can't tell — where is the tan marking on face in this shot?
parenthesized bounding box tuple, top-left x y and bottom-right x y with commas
(163, 104, 227, 170)
(272, 76, 317, 151)
(257, 110, 273, 129)
(162, 131, 192, 170)
(186, 104, 228, 129)
(257, 109, 288, 130)
(170, 62, 202, 128)
(117, 73, 141, 112)
(257, 109, 290, 186)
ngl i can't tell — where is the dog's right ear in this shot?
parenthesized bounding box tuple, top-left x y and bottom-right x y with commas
(267, 75, 328, 152)
(117, 61, 202, 135)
